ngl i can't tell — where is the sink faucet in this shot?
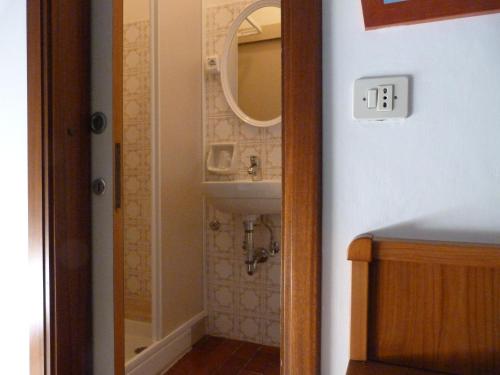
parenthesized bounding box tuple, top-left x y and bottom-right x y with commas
(247, 155, 262, 181)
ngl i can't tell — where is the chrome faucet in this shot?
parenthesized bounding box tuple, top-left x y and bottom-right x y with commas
(247, 155, 261, 180)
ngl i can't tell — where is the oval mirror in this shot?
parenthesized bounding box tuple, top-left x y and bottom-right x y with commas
(221, 0, 282, 127)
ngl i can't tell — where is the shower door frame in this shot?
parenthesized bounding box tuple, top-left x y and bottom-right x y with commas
(112, 0, 322, 374)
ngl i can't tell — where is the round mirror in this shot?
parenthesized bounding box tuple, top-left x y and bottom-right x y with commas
(221, 0, 282, 127)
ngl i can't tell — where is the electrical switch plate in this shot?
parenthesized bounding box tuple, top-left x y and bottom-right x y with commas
(377, 85, 393, 111)
(367, 89, 377, 109)
(206, 55, 220, 73)
(353, 76, 410, 121)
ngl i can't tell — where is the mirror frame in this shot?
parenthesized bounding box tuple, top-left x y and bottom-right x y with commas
(220, 0, 282, 128)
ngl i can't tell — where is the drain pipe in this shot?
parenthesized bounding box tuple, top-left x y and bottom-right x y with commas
(243, 215, 280, 275)
(260, 216, 280, 256)
(243, 215, 258, 275)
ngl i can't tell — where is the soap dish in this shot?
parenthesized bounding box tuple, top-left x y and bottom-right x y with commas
(207, 143, 238, 175)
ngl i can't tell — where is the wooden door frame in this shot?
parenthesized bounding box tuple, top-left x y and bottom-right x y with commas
(112, 0, 322, 374)
(113, 0, 125, 373)
(28, 0, 92, 374)
(28, 1, 46, 372)
(281, 0, 322, 373)
(28, 0, 321, 372)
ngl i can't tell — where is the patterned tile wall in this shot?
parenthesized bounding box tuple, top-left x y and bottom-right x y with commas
(205, 0, 282, 182)
(205, 0, 282, 347)
(123, 21, 152, 322)
(206, 209, 281, 347)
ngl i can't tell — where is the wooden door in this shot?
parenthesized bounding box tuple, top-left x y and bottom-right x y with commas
(28, 0, 92, 373)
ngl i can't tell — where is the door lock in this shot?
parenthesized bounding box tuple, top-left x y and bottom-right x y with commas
(90, 112, 107, 134)
(92, 178, 107, 196)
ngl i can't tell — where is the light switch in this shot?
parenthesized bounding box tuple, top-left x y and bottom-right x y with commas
(367, 89, 377, 109)
(353, 76, 410, 121)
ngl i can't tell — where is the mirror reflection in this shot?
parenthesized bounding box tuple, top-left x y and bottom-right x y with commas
(227, 6, 282, 123)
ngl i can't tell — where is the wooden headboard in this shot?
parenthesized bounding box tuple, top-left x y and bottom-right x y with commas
(348, 236, 500, 375)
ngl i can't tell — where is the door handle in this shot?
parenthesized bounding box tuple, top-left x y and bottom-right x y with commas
(115, 143, 121, 210)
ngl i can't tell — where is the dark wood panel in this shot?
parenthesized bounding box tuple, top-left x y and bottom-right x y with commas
(361, 0, 500, 30)
(44, 0, 92, 373)
(350, 237, 500, 374)
(281, 0, 323, 373)
(369, 260, 500, 374)
(113, 0, 125, 372)
(347, 360, 445, 375)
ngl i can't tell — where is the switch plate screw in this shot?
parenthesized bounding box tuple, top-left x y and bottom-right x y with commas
(209, 220, 221, 231)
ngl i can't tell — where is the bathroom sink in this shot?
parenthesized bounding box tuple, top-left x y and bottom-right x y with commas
(202, 180, 282, 214)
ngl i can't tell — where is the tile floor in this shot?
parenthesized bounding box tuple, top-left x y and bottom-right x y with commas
(164, 336, 280, 375)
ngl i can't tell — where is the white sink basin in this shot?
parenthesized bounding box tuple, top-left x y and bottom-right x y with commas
(202, 180, 282, 214)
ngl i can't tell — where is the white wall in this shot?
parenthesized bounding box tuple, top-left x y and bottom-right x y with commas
(0, 1, 28, 373)
(322, 1, 500, 373)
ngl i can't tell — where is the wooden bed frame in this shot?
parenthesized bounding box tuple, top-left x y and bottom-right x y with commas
(347, 236, 500, 374)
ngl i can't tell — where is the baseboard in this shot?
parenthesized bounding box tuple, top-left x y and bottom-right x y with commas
(125, 311, 207, 375)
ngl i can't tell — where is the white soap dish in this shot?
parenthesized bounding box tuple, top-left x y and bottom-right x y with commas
(207, 143, 238, 175)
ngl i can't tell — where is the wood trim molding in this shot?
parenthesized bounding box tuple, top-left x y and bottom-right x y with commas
(282, 0, 323, 373)
(28, 0, 92, 373)
(374, 239, 500, 267)
(348, 238, 372, 361)
(348, 236, 373, 263)
(347, 360, 444, 375)
(28, 0, 46, 373)
(350, 263, 370, 361)
(113, 0, 125, 373)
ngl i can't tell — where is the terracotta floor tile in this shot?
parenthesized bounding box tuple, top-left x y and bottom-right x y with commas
(166, 336, 280, 375)
(165, 360, 185, 374)
(244, 356, 269, 372)
(260, 345, 280, 356)
(215, 356, 248, 374)
(262, 364, 281, 375)
(255, 350, 280, 363)
(216, 338, 244, 356)
(234, 342, 261, 360)
(204, 344, 242, 370)
(168, 350, 213, 374)
(192, 336, 224, 352)
(243, 348, 281, 374)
